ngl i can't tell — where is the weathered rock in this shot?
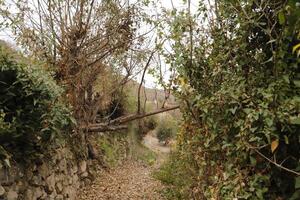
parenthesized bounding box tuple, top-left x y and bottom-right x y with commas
(24, 187, 45, 200)
(63, 186, 76, 200)
(79, 161, 87, 173)
(30, 175, 43, 186)
(0, 146, 84, 200)
(39, 163, 49, 179)
(6, 189, 18, 200)
(1, 166, 19, 186)
(32, 187, 46, 199)
(45, 174, 55, 193)
(58, 159, 67, 173)
(0, 185, 5, 196)
(81, 172, 88, 178)
(55, 194, 64, 200)
(47, 190, 57, 200)
(55, 182, 63, 193)
(71, 165, 78, 174)
(68, 177, 73, 185)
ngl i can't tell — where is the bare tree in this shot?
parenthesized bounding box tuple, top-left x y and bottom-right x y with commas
(0, 0, 145, 126)
(0, 0, 180, 136)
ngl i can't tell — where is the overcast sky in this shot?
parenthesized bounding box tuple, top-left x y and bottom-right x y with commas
(0, 0, 200, 89)
(141, 0, 199, 88)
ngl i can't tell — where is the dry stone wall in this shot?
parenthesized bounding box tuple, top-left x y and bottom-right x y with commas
(0, 146, 89, 200)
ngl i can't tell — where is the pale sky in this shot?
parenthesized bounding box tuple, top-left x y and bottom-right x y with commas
(0, 0, 201, 89)
(141, 0, 199, 89)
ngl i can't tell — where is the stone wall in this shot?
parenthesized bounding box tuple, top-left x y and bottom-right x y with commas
(0, 146, 89, 200)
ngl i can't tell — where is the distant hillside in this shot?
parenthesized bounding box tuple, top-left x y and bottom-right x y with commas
(126, 79, 176, 106)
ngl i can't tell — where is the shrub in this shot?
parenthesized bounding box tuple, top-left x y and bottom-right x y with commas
(158, 0, 300, 199)
(145, 116, 157, 130)
(156, 117, 176, 143)
(0, 44, 74, 163)
(154, 152, 194, 199)
(157, 125, 173, 143)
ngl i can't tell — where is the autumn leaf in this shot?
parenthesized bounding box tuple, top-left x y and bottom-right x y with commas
(271, 139, 279, 153)
(292, 43, 300, 57)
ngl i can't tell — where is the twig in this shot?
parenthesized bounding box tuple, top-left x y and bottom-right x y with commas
(252, 148, 300, 176)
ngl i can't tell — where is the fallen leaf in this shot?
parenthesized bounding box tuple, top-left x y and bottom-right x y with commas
(271, 139, 279, 153)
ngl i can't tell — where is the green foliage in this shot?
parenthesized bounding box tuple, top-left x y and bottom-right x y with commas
(154, 152, 195, 199)
(127, 123, 157, 165)
(134, 142, 157, 166)
(0, 44, 73, 162)
(157, 0, 300, 199)
(156, 116, 177, 143)
(156, 124, 173, 143)
(98, 132, 129, 167)
(145, 116, 157, 130)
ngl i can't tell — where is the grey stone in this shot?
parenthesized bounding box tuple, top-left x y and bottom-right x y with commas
(68, 177, 73, 185)
(71, 165, 78, 175)
(47, 190, 57, 200)
(63, 186, 76, 200)
(24, 187, 44, 200)
(6, 189, 18, 200)
(30, 175, 43, 186)
(79, 161, 87, 173)
(55, 182, 63, 193)
(0, 185, 5, 196)
(45, 174, 55, 193)
(39, 163, 49, 178)
(58, 159, 67, 173)
(55, 194, 64, 200)
(81, 172, 88, 178)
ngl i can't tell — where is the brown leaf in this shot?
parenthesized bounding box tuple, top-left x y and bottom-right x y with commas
(271, 139, 279, 153)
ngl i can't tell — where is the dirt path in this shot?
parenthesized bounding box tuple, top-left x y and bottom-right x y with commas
(78, 131, 170, 200)
(143, 130, 170, 154)
(78, 160, 165, 200)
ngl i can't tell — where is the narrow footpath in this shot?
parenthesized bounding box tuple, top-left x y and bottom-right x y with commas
(78, 131, 170, 200)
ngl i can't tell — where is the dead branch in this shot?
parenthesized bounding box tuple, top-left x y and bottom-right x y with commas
(87, 125, 128, 132)
(106, 105, 178, 125)
(85, 105, 180, 132)
(247, 144, 300, 176)
(254, 148, 300, 176)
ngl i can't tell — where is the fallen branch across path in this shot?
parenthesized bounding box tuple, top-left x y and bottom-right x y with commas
(84, 105, 180, 132)
(110, 105, 180, 125)
(88, 125, 128, 132)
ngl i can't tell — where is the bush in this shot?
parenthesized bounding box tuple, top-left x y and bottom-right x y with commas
(145, 116, 157, 130)
(0, 44, 74, 163)
(156, 117, 176, 143)
(154, 152, 194, 199)
(157, 125, 173, 143)
(159, 1, 300, 199)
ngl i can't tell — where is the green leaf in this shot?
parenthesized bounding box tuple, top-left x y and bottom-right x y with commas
(294, 80, 300, 87)
(284, 135, 289, 144)
(295, 177, 300, 189)
(290, 116, 300, 125)
(278, 11, 286, 25)
(250, 156, 257, 166)
(290, 190, 300, 200)
(229, 106, 238, 114)
(4, 158, 10, 168)
(70, 117, 77, 125)
(283, 75, 290, 84)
